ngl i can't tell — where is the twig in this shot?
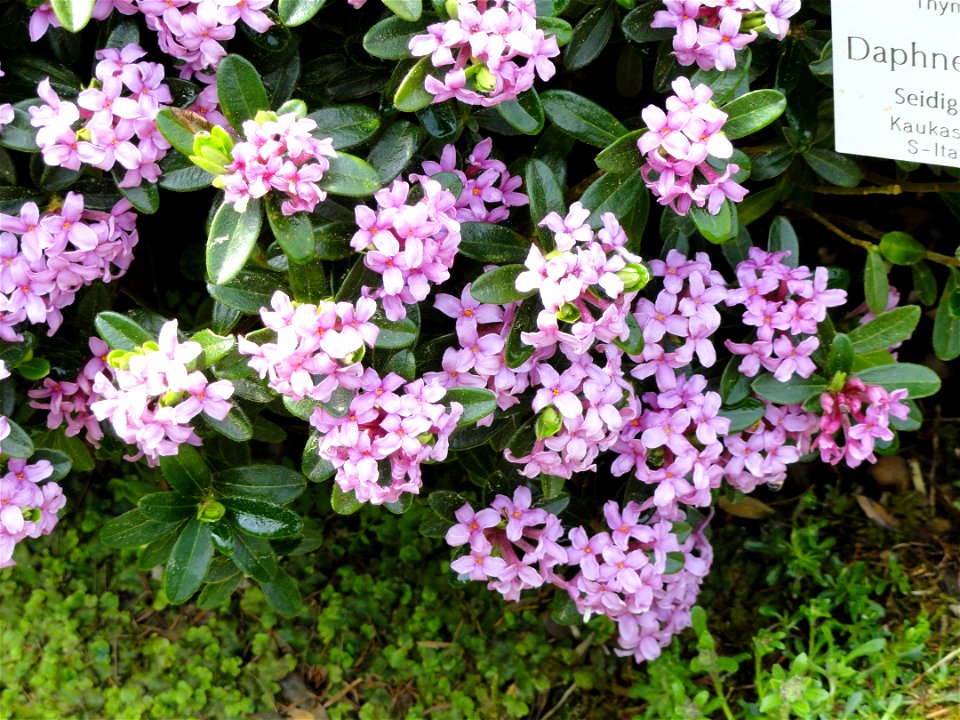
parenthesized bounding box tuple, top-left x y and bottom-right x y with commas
(540, 683, 577, 720)
(803, 182, 960, 195)
(322, 677, 363, 708)
(906, 646, 960, 688)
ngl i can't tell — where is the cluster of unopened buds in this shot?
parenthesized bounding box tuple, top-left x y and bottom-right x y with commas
(28, 45, 172, 188)
(412, 138, 528, 224)
(447, 488, 712, 663)
(639, 77, 747, 216)
(200, 111, 337, 216)
(0, 194, 139, 338)
(88, 320, 235, 464)
(30, 0, 273, 78)
(310, 373, 463, 505)
(409, 0, 560, 106)
(652, 0, 800, 71)
(351, 177, 462, 322)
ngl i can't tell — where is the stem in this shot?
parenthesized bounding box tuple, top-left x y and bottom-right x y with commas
(802, 181, 960, 195)
(709, 668, 737, 720)
(785, 203, 960, 268)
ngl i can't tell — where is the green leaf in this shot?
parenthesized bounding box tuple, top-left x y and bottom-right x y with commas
(496, 89, 545, 135)
(854, 363, 941, 399)
(191, 329, 236, 367)
(197, 573, 243, 609)
(223, 496, 302, 538)
(306, 105, 380, 150)
(15, 358, 50, 381)
(205, 406, 254, 441)
(159, 151, 214, 192)
(363, 16, 421, 59)
(0, 420, 34, 459)
(320, 153, 381, 196)
(720, 90, 787, 140)
(564, 3, 616, 71)
(690, 200, 737, 244)
(803, 148, 863, 188)
(207, 199, 264, 285)
(864, 250, 890, 316)
(155, 107, 212, 157)
(767, 216, 799, 267)
(385, 349, 416, 380)
(933, 268, 960, 361)
(458, 222, 531, 263)
(217, 54, 269, 132)
(393, 57, 434, 113)
(595, 129, 644, 173)
(214, 466, 306, 505)
(911, 262, 938, 307)
(140, 492, 200, 522)
(538, 16, 573, 46)
(471, 264, 536, 304)
(621, 1, 671, 44)
(30, 448, 72, 482)
(114, 175, 159, 214)
(879, 231, 925, 266)
(278, 0, 326, 26)
(719, 398, 765, 433)
(720, 355, 752, 405)
(33, 429, 93, 472)
(164, 519, 213, 604)
(428, 490, 469, 521)
(101, 509, 182, 548)
(383, 0, 421, 21)
(207, 268, 280, 314)
(366, 120, 422, 184)
(827, 333, 854, 375)
(159, 446, 212, 497)
(331, 484, 363, 515)
(752, 373, 829, 404)
(371, 307, 419, 349)
(288, 256, 327, 303)
(579, 169, 647, 230)
(611, 313, 644, 355)
(525, 159, 565, 248)
(303, 432, 336, 482)
(848, 306, 921, 353)
(691, 47, 752, 105)
(95, 311, 153, 350)
(230, 530, 278, 581)
(313, 221, 356, 260)
(266, 194, 314, 263)
(444, 387, 496, 426)
(261, 568, 303, 617)
(505, 295, 539, 368)
(541, 90, 627, 148)
(50, 0, 95, 32)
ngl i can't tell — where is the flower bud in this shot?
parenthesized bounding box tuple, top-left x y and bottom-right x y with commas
(198, 499, 226, 523)
(159, 390, 184, 407)
(557, 303, 581, 324)
(190, 130, 234, 175)
(23, 507, 41, 523)
(107, 349, 131, 370)
(444, 0, 460, 19)
(617, 263, 651, 292)
(535, 406, 563, 440)
(417, 432, 436, 446)
(472, 65, 497, 94)
(740, 11, 767, 32)
(828, 371, 848, 393)
(254, 110, 279, 126)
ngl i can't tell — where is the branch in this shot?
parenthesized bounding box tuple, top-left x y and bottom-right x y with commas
(802, 181, 960, 196)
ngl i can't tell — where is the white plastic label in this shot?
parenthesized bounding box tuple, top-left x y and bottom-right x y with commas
(831, 0, 960, 168)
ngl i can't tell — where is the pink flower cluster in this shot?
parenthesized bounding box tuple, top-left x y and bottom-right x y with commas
(447, 489, 712, 663)
(412, 138, 528, 223)
(813, 379, 909, 468)
(28, 338, 112, 448)
(0, 195, 139, 338)
(219, 113, 337, 216)
(309, 372, 463, 505)
(89, 321, 235, 464)
(0, 64, 13, 134)
(724, 247, 846, 381)
(351, 178, 461, 322)
(28, 45, 172, 188)
(409, 0, 559, 106)
(639, 77, 747, 216)
(721, 403, 815, 493)
(30, 0, 273, 78)
(652, 0, 800, 71)
(238, 290, 379, 403)
(0, 457, 65, 569)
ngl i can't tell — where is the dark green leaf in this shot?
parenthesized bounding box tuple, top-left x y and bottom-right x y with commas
(366, 120, 422, 184)
(564, 3, 615, 71)
(278, 0, 326, 26)
(159, 446, 212, 497)
(320, 152, 381, 196)
(621, 1, 671, 44)
(690, 47, 752, 105)
(827, 333, 854, 375)
(690, 200, 737, 244)
(217, 54, 270, 132)
(159, 151, 214, 192)
(101, 509, 181, 548)
(164, 519, 213, 604)
(207, 268, 280, 314)
(207, 199, 264, 285)
(525, 159, 564, 248)
(911, 262, 938, 307)
(363, 16, 421, 59)
(191, 329, 236, 367)
(114, 176, 159, 214)
(197, 573, 243, 609)
(459, 222, 531, 263)
(541, 90, 626, 147)
(719, 398, 764, 433)
(506, 295, 539, 368)
(205, 406, 254, 441)
(579, 169, 647, 230)
(266, 194, 314, 263)
(302, 432, 336, 482)
(853, 363, 940, 399)
(594, 129, 644, 173)
(331, 484, 363, 515)
(50, 0, 95, 32)
(933, 268, 960, 361)
(496, 89, 545, 135)
(803, 148, 863, 188)
(470, 264, 535, 304)
(0, 420, 33, 459)
(864, 250, 890, 316)
(444, 387, 496, 426)
(307, 105, 380, 150)
(95, 311, 153, 350)
(261, 568, 302, 617)
(140, 492, 200, 522)
(230, 530, 279, 581)
(428, 490, 469, 521)
(15, 358, 49, 381)
(848, 306, 920, 353)
(538, 16, 573, 46)
(383, 0, 421, 21)
(371, 307, 419, 349)
(223, 496, 302, 538)
(720, 355, 752, 405)
(214, 466, 306, 505)
(879, 231, 925, 266)
(767, 216, 799, 267)
(393, 56, 434, 112)
(752, 373, 828, 404)
(313, 221, 355, 260)
(720, 90, 787, 140)
(29, 448, 71, 482)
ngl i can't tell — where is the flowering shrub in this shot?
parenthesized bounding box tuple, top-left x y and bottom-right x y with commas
(0, 0, 957, 667)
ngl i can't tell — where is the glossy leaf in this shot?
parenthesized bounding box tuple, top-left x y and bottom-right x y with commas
(366, 120, 422, 184)
(0, 420, 34, 460)
(864, 250, 890, 316)
(496, 89, 545, 135)
(313, 221, 356, 260)
(767, 216, 799, 267)
(595, 129, 644, 173)
(470, 264, 536, 304)
(383, 0, 421, 21)
(752, 373, 828, 404)
(261, 568, 303, 617)
(230, 530, 279, 581)
(331, 485, 363, 515)
(217, 54, 269, 132)
(933, 268, 960, 361)
(164, 519, 213, 604)
(101, 510, 182, 548)
(191, 329, 236, 367)
(207, 268, 280, 314)
(205, 406, 254, 442)
(444, 387, 497, 426)
(140, 492, 200, 522)
(827, 333, 854, 375)
(719, 398, 764, 434)
(214, 466, 306, 505)
(879, 231, 925, 266)
(564, 3, 616, 71)
(50, 0, 95, 32)
(541, 90, 627, 148)
(690, 200, 737, 244)
(306, 105, 380, 150)
(854, 363, 941, 399)
(393, 57, 434, 112)
(206, 199, 264, 285)
(720, 90, 787, 140)
(223, 496, 303, 538)
(278, 0, 326, 26)
(458, 222, 531, 263)
(803, 148, 863, 188)
(370, 308, 419, 349)
(155, 107, 212, 157)
(159, 446, 212, 497)
(266, 195, 314, 263)
(848, 306, 920, 353)
(525, 159, 564, 248)
(364, 16, 421, 59)
(320, 153, 381, 196)
(95, 311, 153, 351)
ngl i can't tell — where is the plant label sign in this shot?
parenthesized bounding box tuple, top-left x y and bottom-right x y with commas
(831, 0, 960, 169)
